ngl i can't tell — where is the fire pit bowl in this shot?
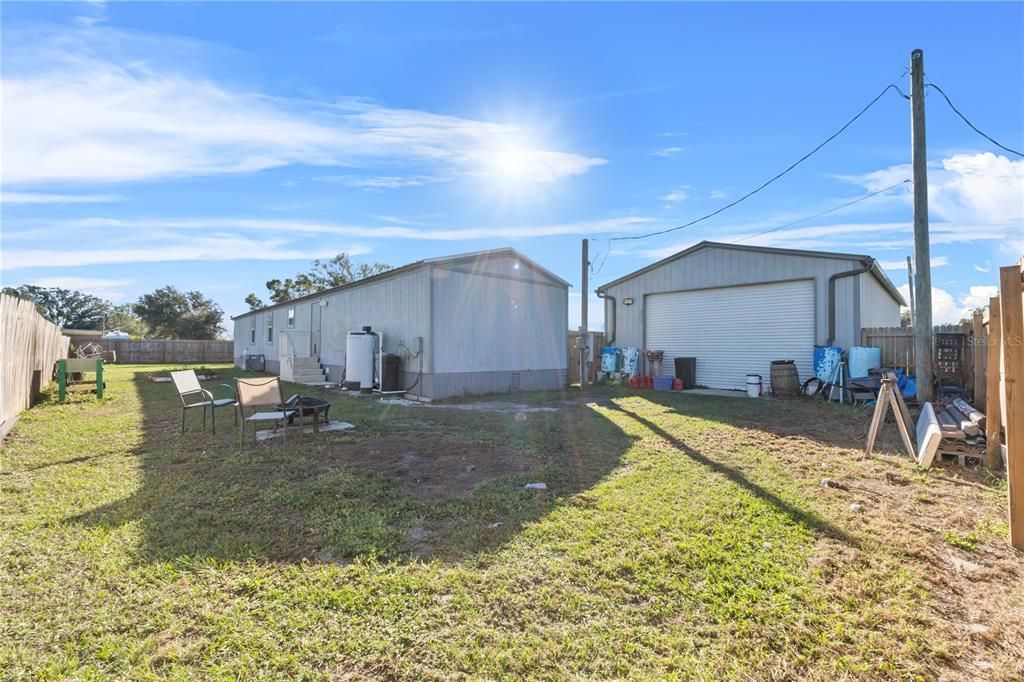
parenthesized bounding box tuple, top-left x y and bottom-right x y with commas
(276, 395, 331, 426)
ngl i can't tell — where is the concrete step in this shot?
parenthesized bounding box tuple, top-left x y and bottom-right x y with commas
(292, 372, 326, 382)
(292, 357, 322, 368)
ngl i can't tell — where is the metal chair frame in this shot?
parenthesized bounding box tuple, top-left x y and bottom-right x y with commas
(235, 376, 297, 451)
(170, 370, 237, 435)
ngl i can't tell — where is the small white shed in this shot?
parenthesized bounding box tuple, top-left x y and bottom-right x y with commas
(595, 241, 905, 390)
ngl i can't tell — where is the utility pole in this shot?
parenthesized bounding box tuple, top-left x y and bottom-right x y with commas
(911, 48, 934, 402)
(579, 238, 589, 388)
(906, 255, 915, 327)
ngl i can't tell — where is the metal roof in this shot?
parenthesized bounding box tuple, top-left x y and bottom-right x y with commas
(596, 240, 906, 306)
(231, 248, 568, 320)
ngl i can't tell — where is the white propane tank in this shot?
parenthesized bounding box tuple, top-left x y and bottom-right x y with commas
(345, 328, 377, 393)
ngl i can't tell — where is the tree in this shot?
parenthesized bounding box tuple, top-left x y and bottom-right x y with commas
(248, 253, 393, 305)
(244, 293, 265, 311)
(105, 304, 148, 338)
(133, 286, 224, 339)
(2, 285, 110, 329)
(900, 308, 912, 328)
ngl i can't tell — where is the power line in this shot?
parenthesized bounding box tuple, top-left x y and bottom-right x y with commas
(731, 179, 911, 244)
(608, 83, 908, 244)
(926, 82, 1024, 158)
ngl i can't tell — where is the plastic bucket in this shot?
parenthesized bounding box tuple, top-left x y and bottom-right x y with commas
(746, 374, 762, 398)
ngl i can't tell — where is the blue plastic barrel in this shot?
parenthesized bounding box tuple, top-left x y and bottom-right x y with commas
(600, 346, 620, 373)
(814, 345, 842, 381)
(621, 347, 641, 375)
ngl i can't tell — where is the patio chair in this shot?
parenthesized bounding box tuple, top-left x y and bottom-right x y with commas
(235, 376, 298, 450)
(171, 370, 238, 435)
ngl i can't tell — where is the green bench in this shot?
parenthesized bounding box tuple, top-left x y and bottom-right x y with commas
(56, 358, 105, 402)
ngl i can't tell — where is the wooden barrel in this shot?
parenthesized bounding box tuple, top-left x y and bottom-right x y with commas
(770, 360, 800, 397)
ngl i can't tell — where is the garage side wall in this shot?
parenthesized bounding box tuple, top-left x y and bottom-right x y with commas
(428, 267, 568, 397)
(859, 273, 901, 329)
(601, 247, 866, 351)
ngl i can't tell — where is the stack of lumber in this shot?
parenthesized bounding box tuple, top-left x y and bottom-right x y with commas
(936, 398, 986, 465)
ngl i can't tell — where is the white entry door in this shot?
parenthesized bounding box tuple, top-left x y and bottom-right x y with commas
(644, 280, 815, 391)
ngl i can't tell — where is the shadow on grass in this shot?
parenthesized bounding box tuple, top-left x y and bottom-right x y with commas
(605, 400, 860, 548)
(68, 368, 638, 565)
(69, 367, 874, 565)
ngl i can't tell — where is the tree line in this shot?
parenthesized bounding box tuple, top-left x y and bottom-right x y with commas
(3, 253, 392, 340)
(2, 285, 225, 340)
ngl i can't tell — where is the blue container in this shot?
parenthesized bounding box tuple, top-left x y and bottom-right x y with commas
(814, 345, 842, 382)
(621, 347, 641, 375)
(600, 346, 620, 373)
(848, 346, 881, 379)
(653, 375, 674, 391)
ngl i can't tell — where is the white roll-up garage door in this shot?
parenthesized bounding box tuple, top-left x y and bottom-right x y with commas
(645, 279, 815, 391)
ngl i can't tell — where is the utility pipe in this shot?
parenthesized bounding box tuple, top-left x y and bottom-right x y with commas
(596, 290, 616, 345)
(828, 258, 875, 346)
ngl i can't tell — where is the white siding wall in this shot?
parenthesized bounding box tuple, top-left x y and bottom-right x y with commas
(859, 272, 902, 330)
(431, 268, 567, 373)
(318, 268, 432, 373)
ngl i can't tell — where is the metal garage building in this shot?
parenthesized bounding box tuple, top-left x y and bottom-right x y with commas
(595, 241, 905, 391)
(232, 248, 569, 400)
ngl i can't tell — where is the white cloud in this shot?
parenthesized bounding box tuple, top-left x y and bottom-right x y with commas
(27, 276, 130, 301)
(896, 284, 998, 324)
(1, 192, 122, 204)
(839, 152, 1024, 254)
(313, 174, 451, 190)
(709, 189, 727, 200)
(650, 146, 686, 157)
(2, 235, 371, 269)
(1, 25, 605, 186)
(974, 261, 991, 273)
(659, 186, 690, 202)
(960, 285, 999, 311)
(7, 215, 656, 245)
(878, 256, 948, 271)
(657, 132, 687, 138)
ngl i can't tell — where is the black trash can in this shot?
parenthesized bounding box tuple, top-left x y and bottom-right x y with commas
(674, 357, 696, 388)
(381, 353, 401, 392)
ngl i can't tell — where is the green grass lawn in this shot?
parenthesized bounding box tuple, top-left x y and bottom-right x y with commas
(1, 364, 1021, 680)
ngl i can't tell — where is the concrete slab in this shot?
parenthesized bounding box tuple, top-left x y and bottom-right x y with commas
(681, 388, 760, 399)
(255, 421, 354, 441)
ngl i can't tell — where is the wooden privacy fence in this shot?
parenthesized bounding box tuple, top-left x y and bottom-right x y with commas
(0, 293, 70, 439)
(984, 258, 1024, 550)
(79, 339, 234, 364)
(567, 331, 606, 385)
(861, 323, 978, 397)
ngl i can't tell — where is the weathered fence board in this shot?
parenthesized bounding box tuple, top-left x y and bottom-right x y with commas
(567, 331, 607, 385)
(1, 293, 70, 440)
(860, 324, 972, 393)
(66, 337, 233, 364)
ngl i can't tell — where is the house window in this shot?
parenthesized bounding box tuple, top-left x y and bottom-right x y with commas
(267, 314, 274, 344)
(250, 317, 256, 344)
(287, 308, 295, 327)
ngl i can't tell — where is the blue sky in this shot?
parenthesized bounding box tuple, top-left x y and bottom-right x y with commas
(2, 2, 1022, 333)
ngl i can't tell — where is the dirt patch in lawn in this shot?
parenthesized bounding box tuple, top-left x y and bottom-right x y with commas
(311, 435, 535, 499)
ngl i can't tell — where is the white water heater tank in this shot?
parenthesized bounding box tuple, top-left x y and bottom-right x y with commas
(345, 329, 377, 392)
